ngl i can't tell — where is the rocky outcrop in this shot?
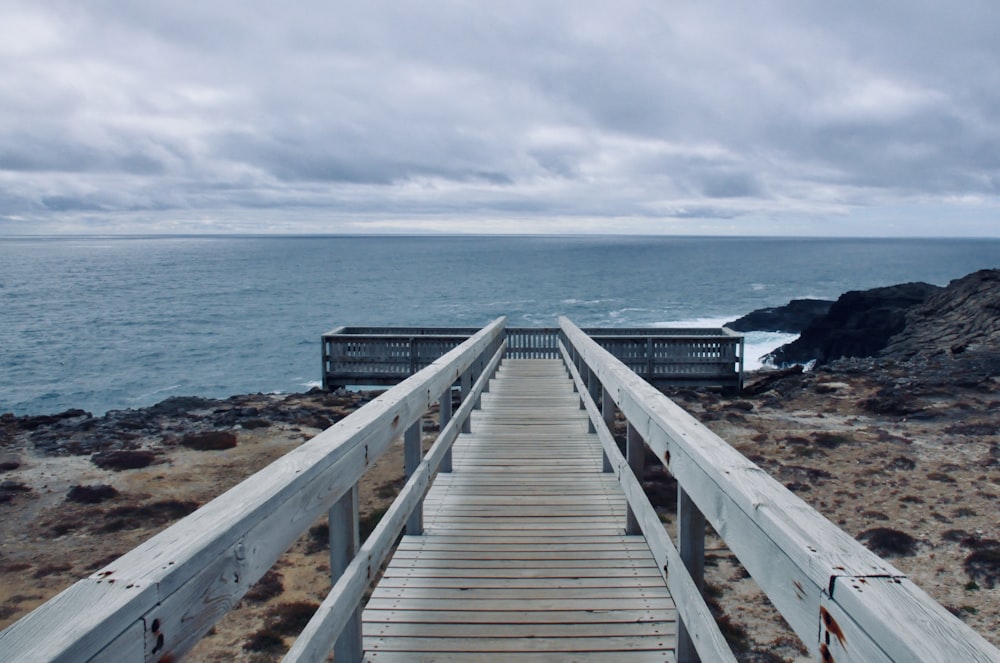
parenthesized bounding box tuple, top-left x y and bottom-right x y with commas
(0, 388, 363, 457)
(879, 269, 1000, 361)
(725, 298, 834, 333)
(766, 282, 941, 367)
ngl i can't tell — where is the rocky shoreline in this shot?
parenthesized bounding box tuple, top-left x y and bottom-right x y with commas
(2, 270, 999, 661)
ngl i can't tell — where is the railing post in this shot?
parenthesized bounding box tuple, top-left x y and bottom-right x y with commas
(460, 368, 473, 433)
(586, 369, 597, 430)
(330, 484, 362, 663)
(404, 420, 423, 535)
(601, 385, 615, 433)
(677, 485, 706, 663)
(625, 423, 644, 535)
(440, 386, 454, 472)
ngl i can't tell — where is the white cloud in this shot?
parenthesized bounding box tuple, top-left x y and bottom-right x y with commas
(0, 1, 998, 236)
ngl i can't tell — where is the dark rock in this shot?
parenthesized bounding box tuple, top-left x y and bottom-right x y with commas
(146, 396, 215, 416)
(726, 299, 834, 333)
(0, 479, 32, 503)
(858, 388, 927, 416)
(881, 269, 1000, 361)
(181, 430, 238, 451)
(965, 547, 1000, 589)
(742, 365, 804, 397)
(0, 456, 21, 471)
(858, 527, 918, 557)
(767, 282, 941, 367)
(101, 499, 199, 531)
(66, 484, 120, 504)
(15, 409, 92, 431)
(92, 449, 159, 471)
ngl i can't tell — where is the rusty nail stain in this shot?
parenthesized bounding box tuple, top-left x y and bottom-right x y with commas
(151, 618, 160, 632)
(821, 606, 846, 647)
(820, 643, 834, 663)
(664, 450, 671, 465)
(793, 580, 804, 598)
(391, 414, 400, 427)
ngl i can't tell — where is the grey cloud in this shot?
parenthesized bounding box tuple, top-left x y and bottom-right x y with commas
(1, 0, 999, 235)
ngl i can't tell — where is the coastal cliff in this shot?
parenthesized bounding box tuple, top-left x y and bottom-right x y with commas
(760, 268, 1000, 369)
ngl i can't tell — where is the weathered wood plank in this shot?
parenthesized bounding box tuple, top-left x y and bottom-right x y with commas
(364, 635, 676, 653)
(363, 609, 669, 625)
(363, 652, 675, 663)
(360, 358, 678, 662)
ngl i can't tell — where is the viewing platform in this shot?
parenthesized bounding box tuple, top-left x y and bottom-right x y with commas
(322, 325, 745, 393)
(2, 318, 998, 662)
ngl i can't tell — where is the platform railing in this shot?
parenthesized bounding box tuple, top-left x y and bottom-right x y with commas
(560, 339, 736, 663)
(323, 325, 744, 392)
(0, 318, 507, 663)
(558, 316, 1000, 663)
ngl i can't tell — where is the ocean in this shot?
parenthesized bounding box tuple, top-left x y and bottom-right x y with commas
(2, 235, 998, 417)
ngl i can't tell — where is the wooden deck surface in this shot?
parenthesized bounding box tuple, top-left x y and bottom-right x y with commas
(363, 359, 677, 662)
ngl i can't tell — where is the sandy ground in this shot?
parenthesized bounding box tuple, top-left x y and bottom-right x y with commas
(2, 370, 998, 661)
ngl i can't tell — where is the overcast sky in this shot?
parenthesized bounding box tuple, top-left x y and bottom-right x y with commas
(2, 1, 999, 236)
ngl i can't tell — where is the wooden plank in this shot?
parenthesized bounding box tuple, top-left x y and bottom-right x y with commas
(363, 621, 676, 638)
(363, 609, 669, 625)
(365, 597, 675, 612)
(357, 357, 678, 661)
(364, 635, 676, 653)
(363, 651, 675, 662)
(371, 581, 671, 594)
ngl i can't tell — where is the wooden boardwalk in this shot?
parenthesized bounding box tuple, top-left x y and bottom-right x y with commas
(363, 359, 677, 662)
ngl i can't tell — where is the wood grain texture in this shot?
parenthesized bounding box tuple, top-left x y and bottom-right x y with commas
(360, 359, 679, 661)
(0, 320, 506, 663)
(560, 317, 1000, 662)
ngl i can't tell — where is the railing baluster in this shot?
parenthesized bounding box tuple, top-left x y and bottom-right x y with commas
(676, 485, 706, 663)
(330, 484, 362, 663)
(626, 423, 644, 535)
(460, 368, 473, 433)
(404, 420, 423, 535)
(440, 386, 454, 472)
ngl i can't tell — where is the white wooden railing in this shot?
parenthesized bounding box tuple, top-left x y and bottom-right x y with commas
(4, 314, 998, 662)
(558, 316, 1000, 663)
(0, 318, 507, 663)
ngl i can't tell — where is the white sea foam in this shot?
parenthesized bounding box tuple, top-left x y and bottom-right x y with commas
(743, 331, 799, 370)
(651, 317, 797, 371)
(128, 384, 181, 402)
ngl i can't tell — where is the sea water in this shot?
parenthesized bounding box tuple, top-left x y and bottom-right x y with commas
(1, 235, 997, 416)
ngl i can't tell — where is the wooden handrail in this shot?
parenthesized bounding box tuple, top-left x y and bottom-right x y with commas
(559, 316, 1000, 663)
(283, 338, 507, 662)
(0, 317, 507, 663)
(560, 339, 737, 663)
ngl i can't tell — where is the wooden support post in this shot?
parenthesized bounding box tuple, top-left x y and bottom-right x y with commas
(440, 386, 453, 472)
(677, 485, 706, 663)
(460, 369, 472, 433)
(625, 423, 644, 535)
(330, 484, 362, 663)
(587, 368, 601, 430)
(601, 385, 615, 434)
(404, 420, 423, 535)
(474, 357, 484, 410)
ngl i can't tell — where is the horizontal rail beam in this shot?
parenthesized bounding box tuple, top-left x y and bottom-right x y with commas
(559, 316, 1000, 663)
(560, 340, 735, 663)
(0, 318, 507, 663)
(285, 340, 507, 662)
